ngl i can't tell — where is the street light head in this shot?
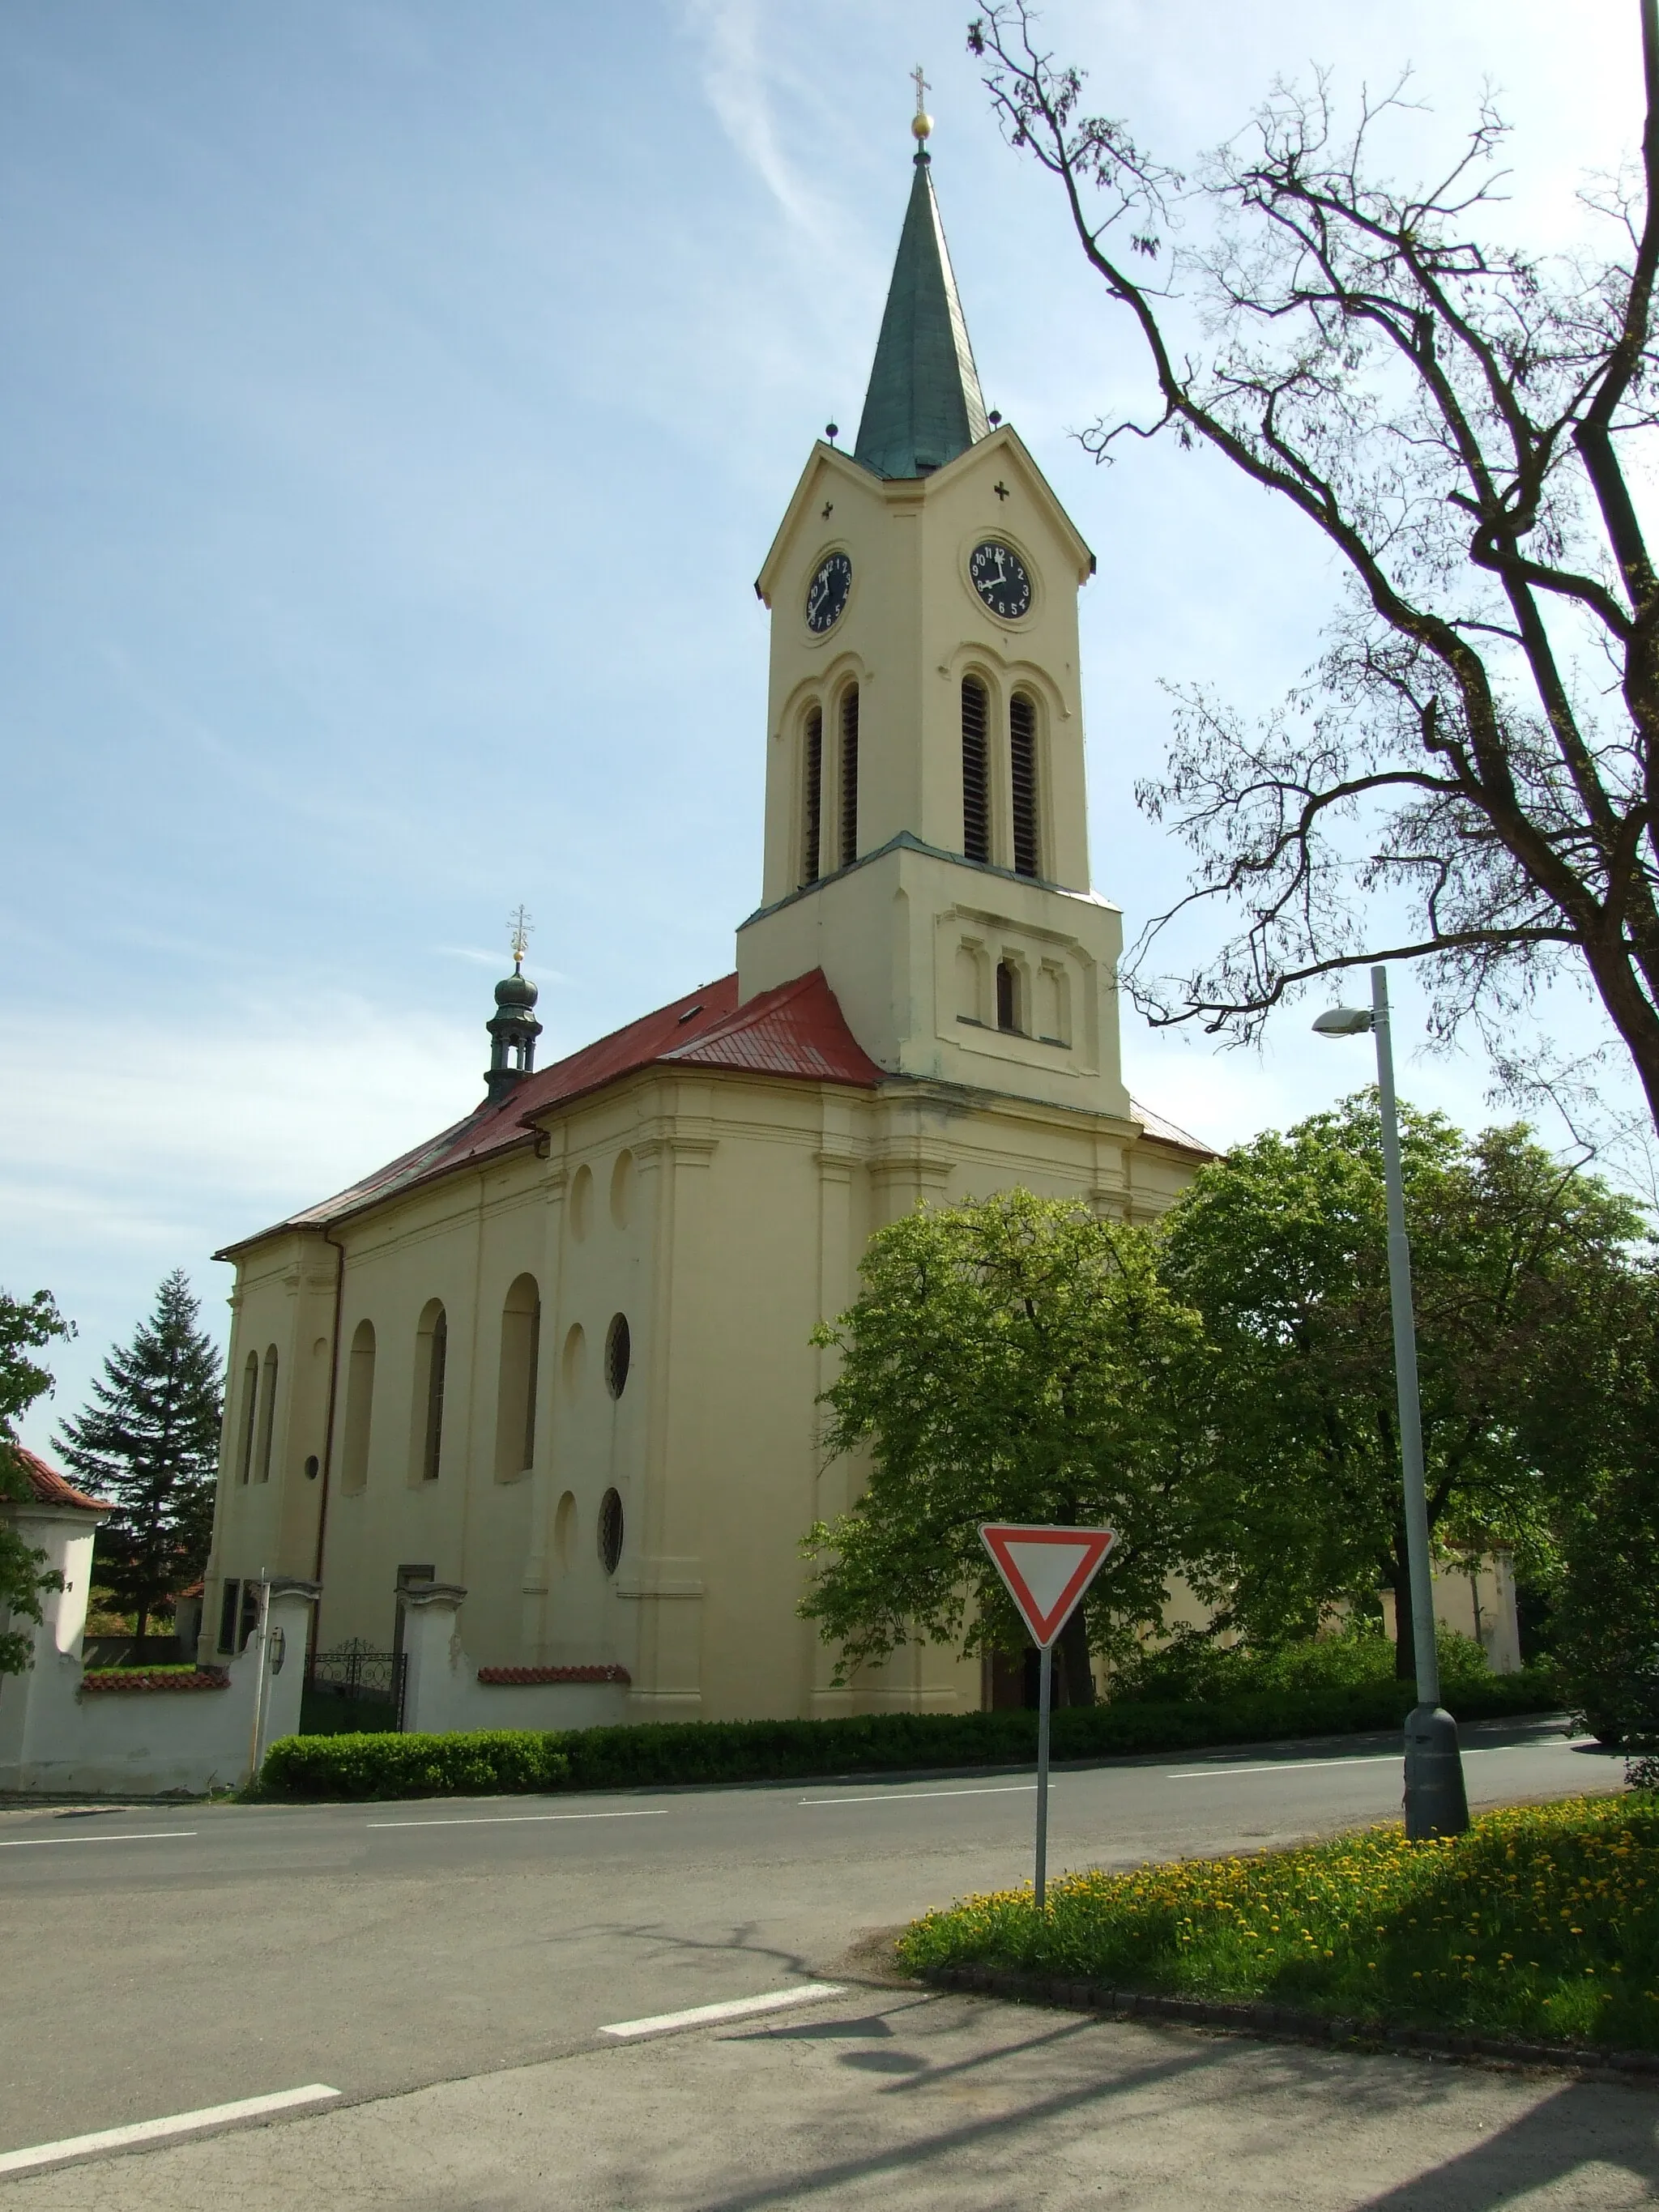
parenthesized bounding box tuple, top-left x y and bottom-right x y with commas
(1313, 1006, 1375, 1037)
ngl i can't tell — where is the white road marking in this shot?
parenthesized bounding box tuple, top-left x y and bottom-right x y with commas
(800, 1784, 1038, 1806)
(0, 2086, 340, 2176)
(366, 1809, 668, 1831)
(0, 1831, 198, 1848)
(1164, 1745, 1553, 1780)
(600, 1984, 846, 2039)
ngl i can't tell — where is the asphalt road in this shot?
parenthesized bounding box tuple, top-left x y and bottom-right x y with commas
(0, 1715, 1639, 2205)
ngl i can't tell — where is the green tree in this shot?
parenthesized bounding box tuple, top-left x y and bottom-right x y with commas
(800, 1191, 1208, 1704)
(54, 1271, 224, 1643)
(1160, 1096, 1647, 1673)
(0, 1288, 75, 1676)
(1522, 1253, 1659, 1774)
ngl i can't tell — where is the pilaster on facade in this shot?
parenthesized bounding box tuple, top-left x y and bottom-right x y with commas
(519, 1157, 571, 1648)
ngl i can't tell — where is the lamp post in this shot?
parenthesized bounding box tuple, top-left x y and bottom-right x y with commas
(1313, 965, 1469, 1840)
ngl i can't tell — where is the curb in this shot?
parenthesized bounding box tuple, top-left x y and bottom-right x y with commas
(921, 1962, 1659, 2083)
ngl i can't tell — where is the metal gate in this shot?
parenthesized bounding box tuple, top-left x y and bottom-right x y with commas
(302, 1639, 407, 1733)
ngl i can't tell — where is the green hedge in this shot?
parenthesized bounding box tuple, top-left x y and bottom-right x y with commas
(258, 1729, 569, 1800)
(255, 1666, 1561, 1801)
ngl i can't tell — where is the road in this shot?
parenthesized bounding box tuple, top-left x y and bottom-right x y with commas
(0, 1715, 1649, 2207)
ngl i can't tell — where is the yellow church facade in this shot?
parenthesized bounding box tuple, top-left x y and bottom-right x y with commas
(199, 133, 1209, 1723)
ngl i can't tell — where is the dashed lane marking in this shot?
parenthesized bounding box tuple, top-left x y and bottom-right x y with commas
(0, 2086, 340, 2176)
(366, 1809, 669, 1831)
(600, 1984, 847, 2039)
(0, 1831, 198, 1848)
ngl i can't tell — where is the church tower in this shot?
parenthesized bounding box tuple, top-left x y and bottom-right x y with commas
(736, 112, 1130, 1122)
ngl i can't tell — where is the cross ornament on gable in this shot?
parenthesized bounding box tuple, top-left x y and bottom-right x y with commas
(994, 481, 1010, 501)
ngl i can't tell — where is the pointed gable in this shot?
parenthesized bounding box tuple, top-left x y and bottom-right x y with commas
(854, 151, 989, 481)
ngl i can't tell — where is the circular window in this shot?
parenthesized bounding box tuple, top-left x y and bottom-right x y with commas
(605, 1313, 631, 1399)
(598, 1487, 625, 1576)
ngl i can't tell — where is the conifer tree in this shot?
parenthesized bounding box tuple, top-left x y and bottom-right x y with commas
(55, 1271, 224, 1643)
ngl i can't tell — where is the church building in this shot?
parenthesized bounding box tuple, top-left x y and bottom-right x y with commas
(201, 118, 1209, 1722)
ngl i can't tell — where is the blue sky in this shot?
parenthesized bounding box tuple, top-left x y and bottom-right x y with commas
(1, 0, 1643, 1447)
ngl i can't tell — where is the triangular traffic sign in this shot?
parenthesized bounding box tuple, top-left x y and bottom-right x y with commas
(979, 1524, 1116, 1649)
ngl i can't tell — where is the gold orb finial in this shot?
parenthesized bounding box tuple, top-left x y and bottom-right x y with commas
(911, 63, 932, 142)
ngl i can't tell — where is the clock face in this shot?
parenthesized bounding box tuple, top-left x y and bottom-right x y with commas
(804, 551, 852, 634)
(969, 540, 1034, 620)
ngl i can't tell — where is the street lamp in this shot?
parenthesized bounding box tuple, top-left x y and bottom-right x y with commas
(1314, 965, 1470, 1840)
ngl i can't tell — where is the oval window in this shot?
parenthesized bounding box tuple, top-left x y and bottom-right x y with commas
(598, 1487, 625, 1576)
(605, 1313, 631, 1400)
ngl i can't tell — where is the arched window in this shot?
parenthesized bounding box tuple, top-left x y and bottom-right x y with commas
(236, 1353, 258, 1485)
(341, 1319, 376, 1494)
(256, 1346, 279, 1482)
(996, 959, 1021, 1035)
(415, 1303, 447, 1484)
(605, 1312, 631, 1399)
(839, 684, 859, 868)
(1010, 691, 1040, 878)
(961, 676, 991, 863)
(495, 1274, 541, 1481)
(800, 705, 823, 886)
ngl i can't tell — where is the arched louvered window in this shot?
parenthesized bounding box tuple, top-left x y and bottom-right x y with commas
(256, 1346, 279, 1482)
(839, 685, 859, 868)
(961, 676, 991, 863)
(236, 1352, 258, 1485)
(1010, 691, 1040, 879)
(800, 705, 822, 887)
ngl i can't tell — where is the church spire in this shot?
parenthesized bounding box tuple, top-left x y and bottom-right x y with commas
(853, 86, 990, 482)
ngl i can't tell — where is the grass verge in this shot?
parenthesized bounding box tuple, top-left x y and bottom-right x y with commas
(897, 1794, 1659, 2052)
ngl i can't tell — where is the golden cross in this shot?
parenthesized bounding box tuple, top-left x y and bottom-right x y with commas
(508, 905, 532, 972)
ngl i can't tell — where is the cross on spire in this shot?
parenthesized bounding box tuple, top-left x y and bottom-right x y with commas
(508, 905, 532, 974)
(911, 63, 930, 115)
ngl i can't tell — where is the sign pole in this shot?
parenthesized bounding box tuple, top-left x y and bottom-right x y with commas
(978, 1523, 1116, 1918)
(1034, 1641, 1053, 1910)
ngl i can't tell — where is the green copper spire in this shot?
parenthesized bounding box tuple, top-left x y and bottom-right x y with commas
(853, 139, 990, 481)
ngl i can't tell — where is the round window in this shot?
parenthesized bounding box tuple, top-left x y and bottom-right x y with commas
(605, 1312, 631, 1399)
(598, 1487, 625, 1576)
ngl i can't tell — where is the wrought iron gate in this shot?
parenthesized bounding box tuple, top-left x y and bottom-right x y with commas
(302, 1639, 407, 1733)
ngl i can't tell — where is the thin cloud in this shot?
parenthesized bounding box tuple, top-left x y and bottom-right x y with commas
(680, 0, 831, 236)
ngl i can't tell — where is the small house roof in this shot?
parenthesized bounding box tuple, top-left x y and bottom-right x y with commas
(5, 1445, 112, 1515)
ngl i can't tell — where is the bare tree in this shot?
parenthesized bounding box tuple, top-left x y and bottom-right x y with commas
(970, 4, 1659, 1137)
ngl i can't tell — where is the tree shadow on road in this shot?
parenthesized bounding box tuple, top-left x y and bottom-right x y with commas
(1354, 2076, 1658, 2209)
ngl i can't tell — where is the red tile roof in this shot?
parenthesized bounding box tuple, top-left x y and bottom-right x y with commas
(220, 963, 1211, 1253)
(4, 1445, 112, 1515)
(233, 970, 885, 1247)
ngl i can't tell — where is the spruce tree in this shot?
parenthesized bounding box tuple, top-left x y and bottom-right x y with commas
(55, 1271, 224, 1643)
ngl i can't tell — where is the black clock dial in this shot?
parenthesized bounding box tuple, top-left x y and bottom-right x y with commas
(969, 539, 1034, 620)
(804, 550, 852, 633)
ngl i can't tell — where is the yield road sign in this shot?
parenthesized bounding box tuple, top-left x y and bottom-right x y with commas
(979, 1524, 1116, 1650)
